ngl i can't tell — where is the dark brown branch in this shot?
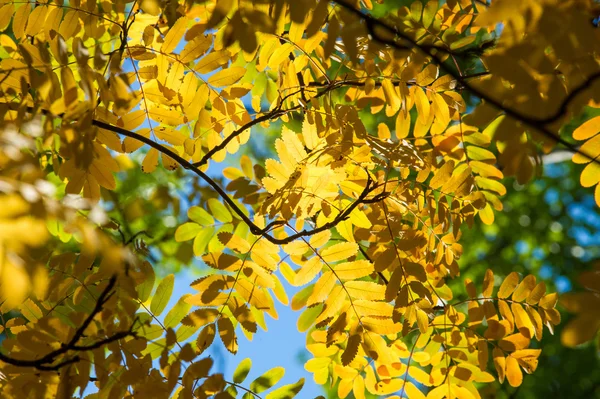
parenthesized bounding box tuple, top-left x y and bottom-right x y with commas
(70, 329, 134, 351)
(0, 275, 135, 371)
(330, 0, 600, 165)
(89, 109, 384, 245)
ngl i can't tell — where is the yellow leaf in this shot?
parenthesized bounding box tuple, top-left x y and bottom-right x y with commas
(304, 357, 331, 373)
(14, 5, 33, 40)
(195, 50, 231, 73)
(283, 240, 309, 255)
(218, 232, 251, 253)
(430, 160, 454, 189)
(396, 109, 411, 139)
(580, 162, 600, 187)
(493, 347, 506, 383)
(268, 43, 294, 69)
(333, 260, 373, 280)
(154, 126, 186, 146)
(161, 17, 188, 54)
(0, 5, 14, 32)
(482, 269, 494, 297)
(25, 5, 48, 37)
(512, 275, 536, 302)
(148, 107, 182, 126)
(511, 302, 534, 338)
(142, 148, 159, 173)
(479, 203, 495, 225)
(349, 208, 372, 229)
(404, 381, 426, 399)
(218, 316, 238, 354)
(302, 117, 320, 150)
(416, 308, 429, 333)
(414, 87, 430, 121)
(353, 300, 393, 318)
(321, 242, 358, 263)
(574, 134, 600, 164)
(294, 256, 323, 286)
(307, 271, 336, 306)
(505, 356, 523, 387)
(526, 281, 546, 305)
(573, 116, 600, 140)
(208, 67, 246, 87)
(471, 161, 503, 179)
(180, 34, 212, 63)
(382, 79, 400, 116)
(539, 292, 558, 309)
(344, 281, 385, 300)
(58, 10, 79, 40)
(281, 128, 308, 163)
(408, 366, 432, 386)
(498, 272, 519, 299)
(310, 230, 331, 248)
(182, 308, 219, 327)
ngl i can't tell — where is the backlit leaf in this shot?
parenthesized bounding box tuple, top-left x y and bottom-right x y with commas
(150, 274, 175, 316)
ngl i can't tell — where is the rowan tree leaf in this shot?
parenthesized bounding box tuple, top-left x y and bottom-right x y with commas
(175, 222, 203, 242)
(233, 358, 252, 384)
(250, 367, 285, 394)
(161, 17, 188, 54)
(265, 378, 304, 399)
(321, 242, 358, 263)
(217, 316, 238, 354)
(208, 67, 246, 87)
(164, 294, 193, 328)
(498, 272, 520, 299)
(208, 199, 233, 223)
(333, 260, 374, 280)
(150, 274, 175, 316)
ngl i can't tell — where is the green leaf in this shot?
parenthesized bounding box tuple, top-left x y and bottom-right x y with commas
(297, 304, 323, 332)
(208, 198, 233, 223)
(233, 358, 252, 384)
(422, 0, 438, 29)
(450, 35, 476, 50)
(164, 294, 192, 328)
(250, 367, 285, 393)
(265, 378, 304, 399)
(188, 206, 215, 225)
(193, 227, 214, 257)
(175, 222, 202, 242)
(150, 274, 174, 316)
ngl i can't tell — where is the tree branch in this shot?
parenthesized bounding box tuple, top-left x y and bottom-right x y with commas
(91, 116, 385, 245)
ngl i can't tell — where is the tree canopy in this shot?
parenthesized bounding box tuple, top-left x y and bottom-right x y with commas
(0, 0, 599, 398)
